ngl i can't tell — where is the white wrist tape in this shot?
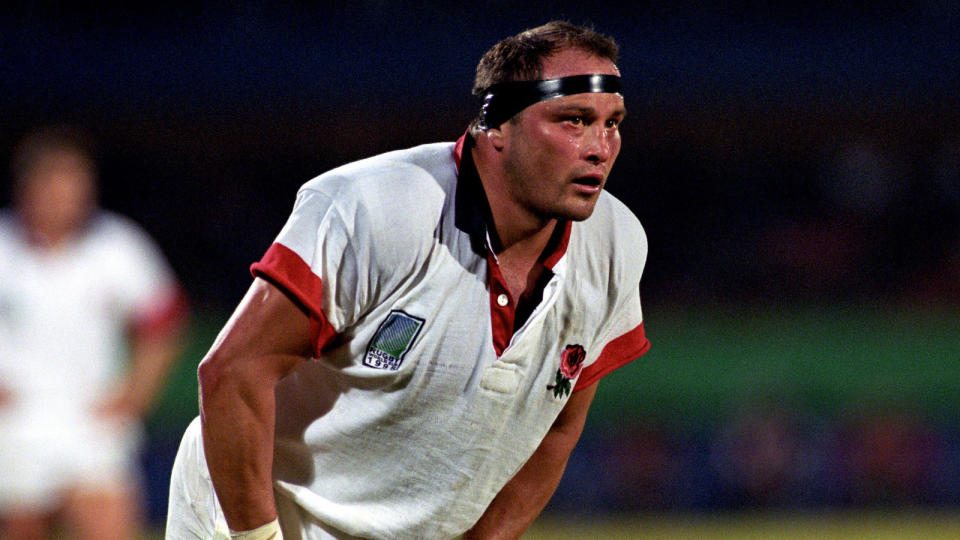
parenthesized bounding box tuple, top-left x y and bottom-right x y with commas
(229, 518, 282, 540)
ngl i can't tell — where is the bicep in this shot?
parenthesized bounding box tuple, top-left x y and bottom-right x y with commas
(200, 277, 314, 384)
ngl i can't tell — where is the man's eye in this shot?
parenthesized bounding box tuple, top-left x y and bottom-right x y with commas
(566, 116, 585, 126)
(606, 119, 620, 129)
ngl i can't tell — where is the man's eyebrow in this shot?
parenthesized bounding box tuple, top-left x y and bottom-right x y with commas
(552, 104, 628, 117)
(554, 105, 594, 115)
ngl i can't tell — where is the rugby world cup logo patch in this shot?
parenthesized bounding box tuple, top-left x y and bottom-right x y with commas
(363, 310, 424, 370)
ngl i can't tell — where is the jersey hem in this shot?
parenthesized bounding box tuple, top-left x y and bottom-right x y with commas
(574, 322, 649, 390)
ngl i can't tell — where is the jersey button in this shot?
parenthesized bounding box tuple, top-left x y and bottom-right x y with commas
(496, 294, 509, 307)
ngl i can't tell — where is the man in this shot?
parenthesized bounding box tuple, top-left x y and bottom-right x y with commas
(0, 126, 187, 539)
(167, 21, 650, 539)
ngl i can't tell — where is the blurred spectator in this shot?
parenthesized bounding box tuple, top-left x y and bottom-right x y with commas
(600, 421, 683, 511)
(757, 136, 902, 300)
(824, 137, 906, 218)
(711, 404, 804, 507)
(0, 126, 187, 539)
(830, 410, 943, 505)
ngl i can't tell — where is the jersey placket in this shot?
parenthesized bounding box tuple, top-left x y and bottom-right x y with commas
(484, 232, 568, 358)
(486, 249, 515, 356)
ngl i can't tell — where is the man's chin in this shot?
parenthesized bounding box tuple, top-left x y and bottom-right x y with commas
(558, 200, 600, 222)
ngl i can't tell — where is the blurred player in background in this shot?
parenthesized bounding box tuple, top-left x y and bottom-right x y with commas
(0, 126, 187, 540)
(168, 21, 649, 539)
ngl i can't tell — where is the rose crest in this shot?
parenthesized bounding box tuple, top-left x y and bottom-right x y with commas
(559, 344, 586, 379)
(547, 344, 586, 399)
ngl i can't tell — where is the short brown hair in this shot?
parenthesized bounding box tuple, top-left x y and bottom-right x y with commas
(469, 21, 619, 133)
(472, 21, 620, 96)
(11, 125, 96, 185)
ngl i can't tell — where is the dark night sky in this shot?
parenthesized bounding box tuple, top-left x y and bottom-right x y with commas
(2, 1, 958, 309)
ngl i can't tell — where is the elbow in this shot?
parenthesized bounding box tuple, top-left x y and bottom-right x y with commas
(197, 350, 237, 405)
(197, 348, 289, 411)
(546, 421, 585, 457)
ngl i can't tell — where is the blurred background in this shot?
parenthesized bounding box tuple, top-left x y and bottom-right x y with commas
(2, 0, 958, 536)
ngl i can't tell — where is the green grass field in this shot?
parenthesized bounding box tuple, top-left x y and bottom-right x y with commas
(588, 304, 960, 430)
(522, 511, 960, 539)
(138, 511, 960, 539)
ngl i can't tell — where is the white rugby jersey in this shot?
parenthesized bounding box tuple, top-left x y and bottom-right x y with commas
(0, 211, 183, 419)
(251, 135, 650, 539)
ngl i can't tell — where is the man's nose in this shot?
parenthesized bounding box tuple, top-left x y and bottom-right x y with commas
(583, 125, 615, 164)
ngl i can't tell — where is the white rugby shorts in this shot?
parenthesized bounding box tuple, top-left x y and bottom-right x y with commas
(0, 406, 141, 512)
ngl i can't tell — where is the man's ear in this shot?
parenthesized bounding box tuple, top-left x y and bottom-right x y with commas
(487, 128, 505, 151)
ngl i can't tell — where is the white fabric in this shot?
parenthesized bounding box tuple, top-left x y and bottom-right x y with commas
(230, 518, 282, 540)
(169, 141, 648, 539)
(0, 211, 178, 510)
(166, 417, 354, 540)
(166, 417, 229, 539)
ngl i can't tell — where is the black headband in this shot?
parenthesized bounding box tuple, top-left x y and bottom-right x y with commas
(477, 74, 623, 130)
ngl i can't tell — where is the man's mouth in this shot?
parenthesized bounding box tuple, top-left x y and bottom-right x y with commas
(574, 176, 600, 185)
(573, 176, 603, 193)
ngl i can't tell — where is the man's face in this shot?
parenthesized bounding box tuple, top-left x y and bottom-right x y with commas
(16, 149, 96, 242)
(498, 48, 625, 222)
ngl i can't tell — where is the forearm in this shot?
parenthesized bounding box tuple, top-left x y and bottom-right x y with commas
(199, 359, 281, 532)
(193, 278, 314, 533)
(465, 384, 597, 540)
(464, 424, 579, 540)
(108, 332, 182, 417)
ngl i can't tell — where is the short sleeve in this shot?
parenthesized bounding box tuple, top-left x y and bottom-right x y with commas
(250, 187, 366, 356)
(574, 216, 651, 390)
(574, 296, 649, 390)
(106, 216, 186, 339)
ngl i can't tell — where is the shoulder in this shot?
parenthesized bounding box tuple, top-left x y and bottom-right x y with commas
(86, 211, 158, 248)
(565, 191, 648, 293)
(301, 142, 456, 208)
(296, 142, 457, 245)
(583, 191, 647, 257)
(270, 142, 458, 279)
(83, 211, 167, 267)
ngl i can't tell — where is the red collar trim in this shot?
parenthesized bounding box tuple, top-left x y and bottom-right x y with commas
(454, 132, 466, 171)
(542, 221, 571, 270)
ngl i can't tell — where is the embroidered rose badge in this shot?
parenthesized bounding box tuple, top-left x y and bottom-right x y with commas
(547, 344, 586, 398)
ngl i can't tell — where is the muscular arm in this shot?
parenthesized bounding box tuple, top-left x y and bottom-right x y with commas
(197, 277, 314, 531)
(464, 383, 598, 540)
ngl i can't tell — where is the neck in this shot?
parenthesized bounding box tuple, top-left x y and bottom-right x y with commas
(29, 227, 74, 250)
(491, 208, 557, 262)
(472, 145, 557, 258)
(17, 213, 81, 251)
